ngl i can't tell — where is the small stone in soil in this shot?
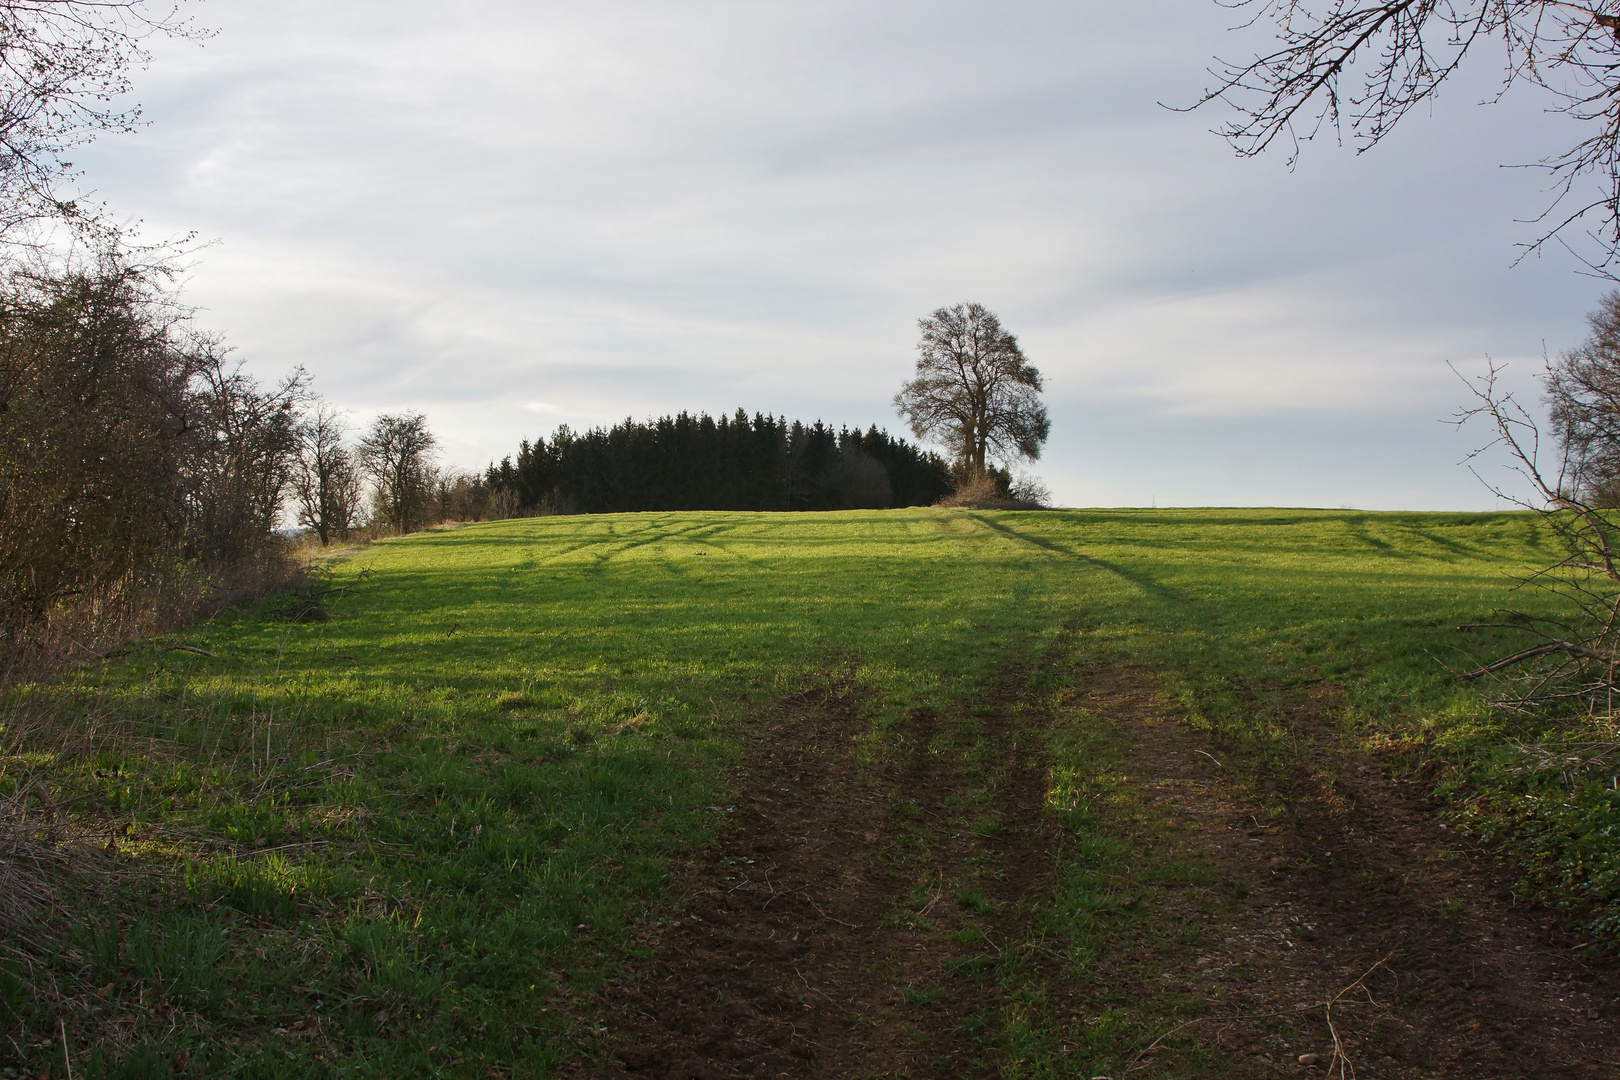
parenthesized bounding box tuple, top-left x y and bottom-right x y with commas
(1298, 1052, 1323, 1066)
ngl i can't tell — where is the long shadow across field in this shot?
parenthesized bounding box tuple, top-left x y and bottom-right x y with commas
(967, 513, 1197, 608)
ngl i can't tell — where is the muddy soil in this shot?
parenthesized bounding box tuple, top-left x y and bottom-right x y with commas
(570, 666, 1620, 1078)
(1080, 670, 1620, 1078)
(569, 671, 1055, 1080)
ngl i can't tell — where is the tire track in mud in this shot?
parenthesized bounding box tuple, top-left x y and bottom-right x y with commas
(1078, 669, 1620, 1079)
(566, 653, 1620, 1077)
(569, 661, 1058, 1079)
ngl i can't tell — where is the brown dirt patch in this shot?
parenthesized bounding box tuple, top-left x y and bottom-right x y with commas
(1080, 668, 1620, 1078)
(566, 659, 1620, 1078)
(568, 670, 1057, 1079)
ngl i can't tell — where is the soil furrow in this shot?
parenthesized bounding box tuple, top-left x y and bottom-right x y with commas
(570, 659, 1620, 1078)
(1081, 669, 1620, 1078)
(571, 666, 1055, 1078)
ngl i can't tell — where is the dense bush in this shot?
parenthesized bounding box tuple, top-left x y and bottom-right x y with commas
(0, 255, 306, 676)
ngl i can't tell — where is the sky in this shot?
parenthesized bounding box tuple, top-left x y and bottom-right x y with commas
(67, 0, 1616, 509)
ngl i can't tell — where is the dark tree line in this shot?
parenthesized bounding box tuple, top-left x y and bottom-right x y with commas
(0, 247, 497, 674)
(486, 410, 952, 515)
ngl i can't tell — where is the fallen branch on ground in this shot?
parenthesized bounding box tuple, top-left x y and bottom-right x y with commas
(162, 645, 218, 658)
(1457, 639, 1614, 680)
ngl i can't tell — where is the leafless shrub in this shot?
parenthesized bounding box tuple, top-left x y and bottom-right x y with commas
(1452, 359, 1620, 717)
(1008, 470, 1052, 507)
(0, 253, 193, 653)
(936, 470, 1046, 511)
(486, 486, 523, 520)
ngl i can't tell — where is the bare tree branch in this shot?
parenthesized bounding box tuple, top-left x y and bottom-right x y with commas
(1450, 343, 1620, 711)
(893, 302, 1050, 479)
(1192, 1, 1620, 273)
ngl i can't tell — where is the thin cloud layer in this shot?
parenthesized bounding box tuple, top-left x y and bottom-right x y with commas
(69, 0, 1603, 508)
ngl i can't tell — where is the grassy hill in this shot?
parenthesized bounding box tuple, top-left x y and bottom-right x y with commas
(0, 508, 1581, 1077)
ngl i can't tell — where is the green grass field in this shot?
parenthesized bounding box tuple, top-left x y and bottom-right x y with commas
(0, 507, 1577, 1077)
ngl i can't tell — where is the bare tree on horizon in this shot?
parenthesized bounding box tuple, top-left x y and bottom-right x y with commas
(293, 402, 365, 545)
(893, 302, 1049, 480)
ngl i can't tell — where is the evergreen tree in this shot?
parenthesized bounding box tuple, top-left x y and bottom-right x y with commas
(488, 410, 950, 515)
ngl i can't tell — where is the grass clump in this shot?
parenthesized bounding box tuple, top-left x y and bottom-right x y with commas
(1448, 720, 1620, 941)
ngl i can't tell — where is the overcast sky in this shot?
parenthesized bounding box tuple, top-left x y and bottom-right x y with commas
(71, 0, 1611, 508)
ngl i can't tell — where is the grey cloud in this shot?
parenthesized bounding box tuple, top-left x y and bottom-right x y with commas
(60, 0, 1615, 509)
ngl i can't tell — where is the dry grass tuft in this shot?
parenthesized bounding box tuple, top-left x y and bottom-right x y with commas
(935, 472, 1045, 510)
(1, 547, 310, 690)
(0, 804, 64, 952)
(0, 701, 125, 960)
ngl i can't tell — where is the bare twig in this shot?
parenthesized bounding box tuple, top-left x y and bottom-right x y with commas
(1126, 953, 1393, 1074)
(1186, 2, 1620, 275)
(809, 901, 860, 929)
(162, 645, 218, 658)
(1450, 358, 1620, 713)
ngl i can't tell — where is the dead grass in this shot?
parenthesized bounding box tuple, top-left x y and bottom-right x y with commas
(0, 697, 126, 968)
(1, 547, 309, 690)
(935, 472, 1046, 510)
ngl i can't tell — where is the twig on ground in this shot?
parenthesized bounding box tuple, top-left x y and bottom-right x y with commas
(1125, 953, 1393, 1075)
(162, 645, 218, 658)
(791, 965, 836, 1003)
(1018, 940, 1074, 966)
(809, 901, 860, 928)
(762, 875, 810, 909)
